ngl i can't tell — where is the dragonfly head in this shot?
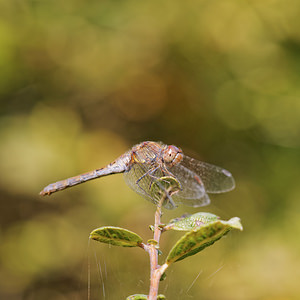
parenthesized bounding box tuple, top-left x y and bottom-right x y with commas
(162, 145, 183, 167)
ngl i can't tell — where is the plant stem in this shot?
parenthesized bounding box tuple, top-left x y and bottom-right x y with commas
(147, 195, 169, 300)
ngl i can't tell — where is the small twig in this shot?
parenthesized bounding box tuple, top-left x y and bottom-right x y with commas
(146, 191, 170, 300)
(142, 178, 179, 299)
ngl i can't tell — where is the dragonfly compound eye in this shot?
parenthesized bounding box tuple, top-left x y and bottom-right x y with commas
(163, 145, 183, 166)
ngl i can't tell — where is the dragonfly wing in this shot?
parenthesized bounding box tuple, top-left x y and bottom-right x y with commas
(124, 163, 187, 209)
(169, 164, 210, 207)
(178, 193, 210, 208)
(181, 156, 235, 193)
(124, 163, 150, 199)
(123, 163, 165, 205)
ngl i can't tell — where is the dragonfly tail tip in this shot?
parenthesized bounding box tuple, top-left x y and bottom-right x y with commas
(39, 190, 50, 196)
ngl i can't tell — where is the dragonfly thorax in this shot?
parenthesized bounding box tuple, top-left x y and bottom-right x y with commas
(162, 145, 183, 167)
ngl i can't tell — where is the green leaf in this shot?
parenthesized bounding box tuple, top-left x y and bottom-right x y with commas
(226, 217, 244, 231)
(126, 295, 148, 300)
(147, 239, 158, 246)
(126, 295, 166, 300)
(160, 272, 167, 281)
(90, 226, 143, 247)
(166, 217, 243, 264)
(163, 212, 219, 231)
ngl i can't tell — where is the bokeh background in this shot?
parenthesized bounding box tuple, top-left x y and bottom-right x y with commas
(1, 1, 300, 299)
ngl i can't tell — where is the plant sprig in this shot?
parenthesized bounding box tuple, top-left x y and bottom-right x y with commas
(90, 177, 243, 299)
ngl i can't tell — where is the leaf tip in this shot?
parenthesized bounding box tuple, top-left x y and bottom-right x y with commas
(228, 217, 243, 231)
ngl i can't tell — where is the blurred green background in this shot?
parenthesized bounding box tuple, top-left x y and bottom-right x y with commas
(1, 1, 300, 299)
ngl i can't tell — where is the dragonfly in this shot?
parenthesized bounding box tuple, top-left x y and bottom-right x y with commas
(40, 141, 235, 209)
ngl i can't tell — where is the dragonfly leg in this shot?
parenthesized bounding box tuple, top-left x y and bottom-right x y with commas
(152, 178, 177, 209)
(135, 166, 159, 185)
(147, 168, 179, 208)
(134, 166, 179, 208)
(134, 167, 160, 201)
(165, 192, 176, 208)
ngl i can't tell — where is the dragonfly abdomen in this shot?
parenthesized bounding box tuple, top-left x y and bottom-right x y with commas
(40, 153, 131, 196)
(40, 170, 101, 195)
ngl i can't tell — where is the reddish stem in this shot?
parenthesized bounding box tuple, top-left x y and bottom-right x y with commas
(145, 199, 169, 300)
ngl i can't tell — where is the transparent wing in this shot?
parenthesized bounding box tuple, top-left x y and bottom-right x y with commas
(169, 163, 210, 207)
(180, 156, 235, 193)
(123, 154, 231, 209)
(123, 163, 165, 205)
(124, 162, 207, 209)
